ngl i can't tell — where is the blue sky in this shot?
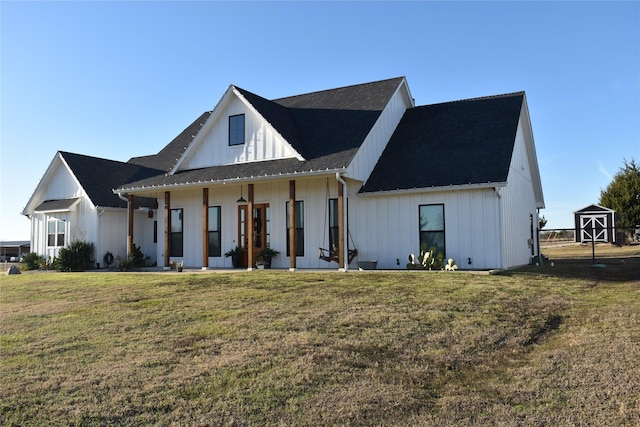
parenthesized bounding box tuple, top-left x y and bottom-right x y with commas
(1, 1, 639, 240)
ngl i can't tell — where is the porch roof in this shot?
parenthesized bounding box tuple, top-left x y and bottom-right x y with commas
(116, 157, 346, 192)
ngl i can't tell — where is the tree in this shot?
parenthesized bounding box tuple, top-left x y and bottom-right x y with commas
(599, 158, 640, 237)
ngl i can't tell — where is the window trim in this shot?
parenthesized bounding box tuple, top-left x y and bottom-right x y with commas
(228, 114, 245, 146)
(170, 208, 184, 258)
(207, 206, 222, 258)
(47, 218, 66, 248)
(418, 204, 445, 257)
(286, 200, 304, 257)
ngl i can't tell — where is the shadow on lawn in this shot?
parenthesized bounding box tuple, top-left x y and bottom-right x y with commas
(505, 252, 640, 283)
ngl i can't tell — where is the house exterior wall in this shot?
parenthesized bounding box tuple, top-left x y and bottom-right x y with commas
(352, 188, 502, 270)
(499, 114, 540, 269)
(153, 176, 365, 269)
(178, 95, 299, 171)
(347, 82, 413, 182)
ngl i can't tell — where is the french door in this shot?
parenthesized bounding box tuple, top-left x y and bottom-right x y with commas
(238, 204, 270, 267)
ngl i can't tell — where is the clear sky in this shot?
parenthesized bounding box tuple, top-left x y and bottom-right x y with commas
(1, 1, 639, 240)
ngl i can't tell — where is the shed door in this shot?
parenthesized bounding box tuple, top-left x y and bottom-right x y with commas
(580, 215, 608, 242)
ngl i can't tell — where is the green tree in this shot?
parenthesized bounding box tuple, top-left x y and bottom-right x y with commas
(599, 158, 640, 237)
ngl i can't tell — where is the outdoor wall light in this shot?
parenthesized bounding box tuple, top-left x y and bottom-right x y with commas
(236, 185, 247, 204)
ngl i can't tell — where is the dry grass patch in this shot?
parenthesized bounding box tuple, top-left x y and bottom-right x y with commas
(1, 261, 639, 425)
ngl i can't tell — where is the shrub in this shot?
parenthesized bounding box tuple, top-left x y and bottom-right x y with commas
(56, 241, 95, 272)
(20, 253, 43, 271)
(117, 244, 146, 271)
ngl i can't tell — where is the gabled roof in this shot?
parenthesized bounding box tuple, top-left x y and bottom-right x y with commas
(271, 77, 404, 162)
(42, 152, 158, 210)
(118, 77, 406, 191)
(128, 111, 212, 172)
(574, 204, 616, 214)
(360, 92, 524, 193)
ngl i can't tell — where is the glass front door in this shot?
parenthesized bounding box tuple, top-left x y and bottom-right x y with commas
(238, 204, 269, 267)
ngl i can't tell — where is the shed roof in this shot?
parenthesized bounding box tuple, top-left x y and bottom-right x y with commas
(34, 198, 80, 212)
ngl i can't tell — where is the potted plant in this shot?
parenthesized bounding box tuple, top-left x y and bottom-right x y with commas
(257, 247, 280, 269)
(224, 246, 244, 268)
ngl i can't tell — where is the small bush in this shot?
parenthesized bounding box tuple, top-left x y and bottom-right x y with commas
(56, 241, 95, 272)
(117, 244, 146, 271)
(20, 253, 43, 271)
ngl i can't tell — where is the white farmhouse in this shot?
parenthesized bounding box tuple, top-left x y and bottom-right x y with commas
(24, 77, 545, 270)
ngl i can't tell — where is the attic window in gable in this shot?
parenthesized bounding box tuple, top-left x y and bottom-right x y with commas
(229, 114, 245, 146)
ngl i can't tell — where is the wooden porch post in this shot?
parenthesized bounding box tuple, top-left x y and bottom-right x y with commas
(289, 180, 296, 270)
(164, 191, 170, 268)
(338, 181, 345, 270)
(247, 184, 254, 270)
(127, 195, 135, 257)
(202, 188, 209, 268)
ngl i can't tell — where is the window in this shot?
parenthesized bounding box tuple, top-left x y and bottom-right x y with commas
(170, 208, 183, 257)
(208, 206, 222, 257)
(419, 204, 445, 257)
(286, 200, 304, 257)
(47, 218, 65, 247)
(153, 220, 158, 244)
(229, 114, 245, 146)
(328, 198, 339, 250)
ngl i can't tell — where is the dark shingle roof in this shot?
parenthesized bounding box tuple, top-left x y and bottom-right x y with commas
(118, 78, 405, 191)
(60, 152, 159, 208)
(128, 111, 212, 172)
(238, 77, 404, 162)
(360, 92, 524, 193)
(34, 198, 80, 212)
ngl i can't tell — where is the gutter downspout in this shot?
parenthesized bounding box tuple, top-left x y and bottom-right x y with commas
(336, 173, 348, 272)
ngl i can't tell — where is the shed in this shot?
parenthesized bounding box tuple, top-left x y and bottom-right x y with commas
(0, 240, 31, 262)
(574, 204, 616, 243)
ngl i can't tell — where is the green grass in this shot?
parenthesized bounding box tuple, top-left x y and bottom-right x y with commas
(1, 246, 639, 426)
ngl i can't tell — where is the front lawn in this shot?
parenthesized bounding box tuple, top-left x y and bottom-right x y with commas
(1, 248, 638, 425)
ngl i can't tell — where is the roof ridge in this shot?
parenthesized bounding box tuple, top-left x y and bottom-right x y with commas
(59, 151, 127, 164)
(419, 91, 525, 109)
(272, 76, 405, 102)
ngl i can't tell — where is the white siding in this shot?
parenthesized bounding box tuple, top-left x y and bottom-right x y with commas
(178, 95, 299, 171)
(155, 176, 361, 269)
(352, 188, 502, 270)
(347, 82, 413, 182)
(499, 114, 539, 269)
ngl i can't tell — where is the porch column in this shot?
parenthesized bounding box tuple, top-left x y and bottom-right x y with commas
(164, 191, 170, 268)
(338, 181, 345, 270)
(289, 180, 296, 271)
(127, 195, 135, 257)
(202, 188, 209, 268)
(247, 184, 255, 270)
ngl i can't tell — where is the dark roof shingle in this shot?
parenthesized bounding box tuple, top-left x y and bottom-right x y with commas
(60, 152, 159, 208)
(360, 92, 524, 193)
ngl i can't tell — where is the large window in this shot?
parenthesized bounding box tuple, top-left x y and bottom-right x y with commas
(170, 208, 183, 257)
(229, 114, 245, 146)
(47, 218, 65, 247)
(328, 198, 339, 251)
(286, 200, 304, 257)
(419, 204, 445, 257)
(208, 206, 222, 257)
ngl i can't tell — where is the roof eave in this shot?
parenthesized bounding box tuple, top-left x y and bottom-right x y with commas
(114, 167, 347, 195)
(359, 181, 507, 197)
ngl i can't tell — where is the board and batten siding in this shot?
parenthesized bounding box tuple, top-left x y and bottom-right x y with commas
(352, 188, 501, 270)
(347, 81, 414, 182)
(499, 112, 540, 269)
(154, 176, 361, 269)
(178, 95, 299, 171)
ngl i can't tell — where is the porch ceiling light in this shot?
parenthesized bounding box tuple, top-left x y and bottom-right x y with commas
(236, 185, 247, 204)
